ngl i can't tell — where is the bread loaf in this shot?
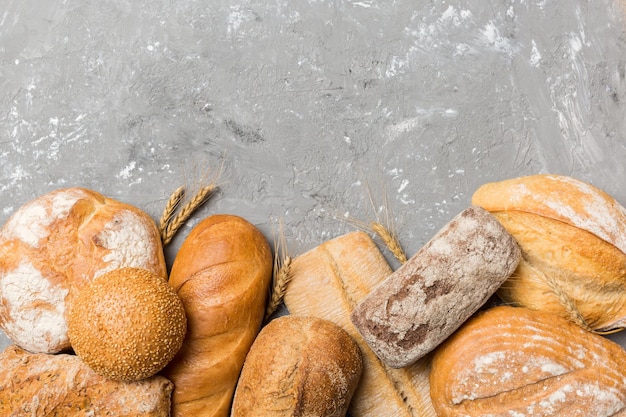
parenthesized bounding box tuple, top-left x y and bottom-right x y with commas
(161, 214, 273, 417)
(283, 231, 438, 417)
(430, 305, 626, 416)
(471, 174, 626, 332)
(0, 344, 173, 416)
(231, 315, 363, 417)
(0, 187, 166, 353)
(351, 206, 520, 368)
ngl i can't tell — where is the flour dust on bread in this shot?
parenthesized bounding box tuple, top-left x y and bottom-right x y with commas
(0, 187, 166, 353)
(430, 306, 626, 416)
(231, 315, 363, 417)
(472, 174, 626, 332)
(0, 345, 173, 416)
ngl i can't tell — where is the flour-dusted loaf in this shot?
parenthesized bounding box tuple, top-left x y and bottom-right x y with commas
(284, 231, 438, 417)
(430, 305, 626, 416)
(0, 344, 173, 416)
(472, 174, 626, 332)
(231, 315, 363, 417)
(161, 214, 273, 417)
(351, 206, 520, 368)
(0, 187, 166, 354)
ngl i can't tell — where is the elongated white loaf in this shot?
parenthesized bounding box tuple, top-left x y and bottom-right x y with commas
(0, 187, 166, 354)
(351, 206, 520, 368)
(430, 305, 626, 416)
(283, 231, 438, 417)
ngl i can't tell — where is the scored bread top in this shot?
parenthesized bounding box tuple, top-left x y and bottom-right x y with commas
(471, 174, 626, 255)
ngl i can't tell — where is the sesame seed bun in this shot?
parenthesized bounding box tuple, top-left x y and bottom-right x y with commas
(67, 267, 186, 381)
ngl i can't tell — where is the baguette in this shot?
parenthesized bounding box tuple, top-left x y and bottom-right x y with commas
(0, 344, 173, 416)
(283, 230, 438, 417)
(161, 214, 273, 417)
(231, 315, 363, 417)
(471, 174, 626, 331)
(351, 206, 520, 368)
(0, 187, 166, 354)
(430, 305, 626, 416)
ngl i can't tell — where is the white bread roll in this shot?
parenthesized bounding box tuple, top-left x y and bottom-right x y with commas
(0, 187, 166, 353)
(231, 315, 363, 417)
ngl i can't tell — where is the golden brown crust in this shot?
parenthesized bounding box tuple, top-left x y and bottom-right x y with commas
(161, 214, 273, 417)
(0, 187, 166, 353)
(0, 345, 173, 416)
(231, 315, 363, 417)
(430, 306, 626, 416)
(68, 267, 187, 381)
(471, 174, 626, 331)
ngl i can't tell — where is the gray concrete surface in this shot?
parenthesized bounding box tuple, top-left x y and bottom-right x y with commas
(2, 0, 626, 351)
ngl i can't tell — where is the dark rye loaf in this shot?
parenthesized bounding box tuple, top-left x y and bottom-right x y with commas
(351, 206, 521, 368)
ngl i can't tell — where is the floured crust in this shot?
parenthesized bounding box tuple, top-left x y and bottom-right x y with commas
(0, 187, 166, 353)
(0, 344, 173, 416)
(351, 206, 520, 368)
(472, 174, 626, 331)
(430, 306, 626, 417)
(231, 315, 363, 417)
(471, 174, 626, 254)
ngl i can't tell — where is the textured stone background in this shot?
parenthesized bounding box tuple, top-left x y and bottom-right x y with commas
(2, 0, 626, 348)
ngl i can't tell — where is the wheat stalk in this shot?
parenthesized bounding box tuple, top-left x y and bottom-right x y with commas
(161, 184, 217, 245)
(264, 218, 293, 321)
(535, 270, 594, 333)
(159, 186, 185, 240)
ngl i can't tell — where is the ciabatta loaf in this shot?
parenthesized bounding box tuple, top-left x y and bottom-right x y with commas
(231, 315, 363, 417)
(472, 174, 626, 331)
(430, 305, 626, 416)
(0, 187, 166, 353)
(0, 344, 173, 416)
(283, 231, 437, 417)
(161, 214, 273, 417)
(351, 206, 520, 368)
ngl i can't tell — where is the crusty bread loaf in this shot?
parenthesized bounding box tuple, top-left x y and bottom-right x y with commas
(231, 315, 363, 417)
(0, 344, 173, 416)
(283, 231, 438, 417)
(351, 206, 520, 368)
(430, 305, 626, 416)
(0, 187, 166, 354)
(471, 174, 626, 331)
(161, 214, 273, 417)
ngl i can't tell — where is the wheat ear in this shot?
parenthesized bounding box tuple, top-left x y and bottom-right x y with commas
(161, 184, 217, 245)
(159, 186, 186, 240)
(537, 270, 594, 332)
(264, 219, 293, 321)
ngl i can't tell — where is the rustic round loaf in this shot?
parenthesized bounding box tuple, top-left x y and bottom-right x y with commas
(0, 187, 167, 353)
(231, 315, 363, 417)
